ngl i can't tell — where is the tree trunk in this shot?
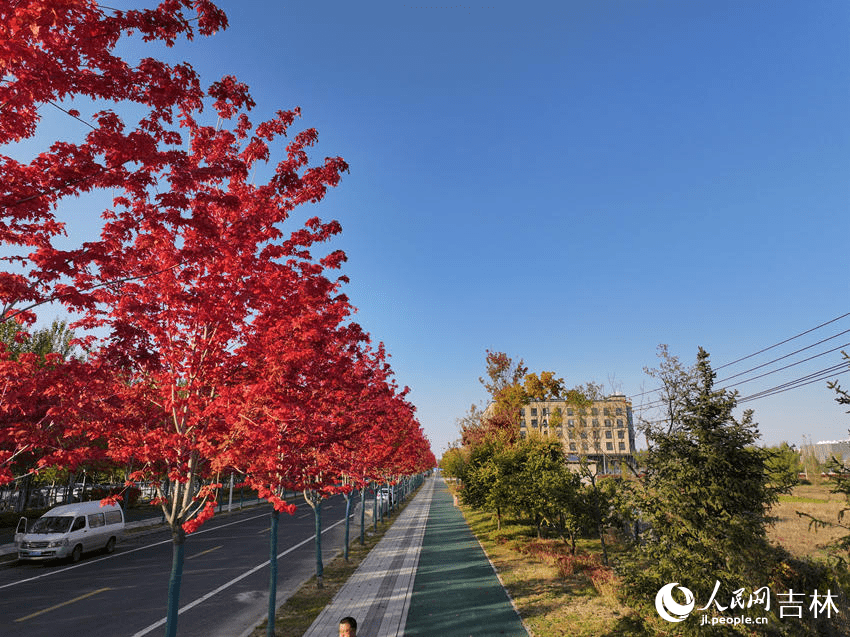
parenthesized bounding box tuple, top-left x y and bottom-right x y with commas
(590, 479, 609, 566)
(343, 492, 352, 561)
(359, 487, 366, 545)
(372, 483, 378, 532)
(266, 508, 279, 637)
(165, 525, 186, 637)
(303, 491, 323, 588)
(314, 501, 323, 588)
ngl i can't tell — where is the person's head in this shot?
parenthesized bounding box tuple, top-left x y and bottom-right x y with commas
(339, 616, 357, 637)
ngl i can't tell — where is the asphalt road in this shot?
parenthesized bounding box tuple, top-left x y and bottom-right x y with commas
(0, 494, 364, 637)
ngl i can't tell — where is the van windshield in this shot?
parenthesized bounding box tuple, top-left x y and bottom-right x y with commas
(30, 516, 74, 534)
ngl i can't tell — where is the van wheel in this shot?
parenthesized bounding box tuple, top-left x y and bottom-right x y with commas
(105, 537, 116, 554)
(70, 544, 82, 563)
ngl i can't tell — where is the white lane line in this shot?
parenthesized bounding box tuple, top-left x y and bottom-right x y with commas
(130, 515, 351, 637)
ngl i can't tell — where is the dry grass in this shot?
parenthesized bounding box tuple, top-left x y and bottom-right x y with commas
(452, 479, 850, 637)
(768, 478, 849, 560)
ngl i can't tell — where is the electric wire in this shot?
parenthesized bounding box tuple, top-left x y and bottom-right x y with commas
(633, 312, 850, 413)
(631, 311, 850, 402)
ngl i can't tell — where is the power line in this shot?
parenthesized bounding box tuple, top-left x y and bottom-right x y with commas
(738, 364, 850, 404)
(717, 341, 850, 392)
(715, 329, 850, 385)
(715, 311, 850, 370)
(633, 311, 850, 412)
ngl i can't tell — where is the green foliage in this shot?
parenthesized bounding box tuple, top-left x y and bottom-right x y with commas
(0, 318, 77, 360)
(439, 446, 468, 480)
(765, 442, 802, 493)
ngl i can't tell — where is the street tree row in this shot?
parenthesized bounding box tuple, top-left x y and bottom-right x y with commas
(0, 3, 435, 636)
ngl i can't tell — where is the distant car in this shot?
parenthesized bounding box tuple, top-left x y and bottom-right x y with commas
(379, 488, 394, 506)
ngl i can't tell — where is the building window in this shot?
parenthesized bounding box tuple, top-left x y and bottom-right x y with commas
(604, 419, 611, 426)
(591, 408, 598, 416)
(580, 431, 587, 439)
(603, 408, 610, 416)
(567, 419, 574, 426)
(531, 419, 538, 428)
(619, 442, 626, 450)
(567, 408, 574, 416)
(606, 442, 614, 451)
(605, 430, 612, 439)
(618, 430, 624, 439)
(617, 419, 624, 428)
(592, 419, 599, 427)
(592, 430, 599, 439)
(543, 407, 550, 416)
(616, 408, 623, 415)
(531, 408, 537, 416)
(569, 443, 576, 451)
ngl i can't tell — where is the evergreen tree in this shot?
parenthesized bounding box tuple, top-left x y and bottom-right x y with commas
(622, 348, 780, 631)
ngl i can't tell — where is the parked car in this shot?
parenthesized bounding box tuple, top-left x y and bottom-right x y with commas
(16, 500, 124, 563)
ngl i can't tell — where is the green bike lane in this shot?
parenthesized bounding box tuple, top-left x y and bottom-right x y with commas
(404, 479, 529, 637)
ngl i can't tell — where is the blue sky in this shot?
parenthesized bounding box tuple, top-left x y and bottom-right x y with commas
(11, 1, 850, 458)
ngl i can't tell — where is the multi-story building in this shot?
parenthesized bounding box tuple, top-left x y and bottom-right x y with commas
(519, 394, 636, 474)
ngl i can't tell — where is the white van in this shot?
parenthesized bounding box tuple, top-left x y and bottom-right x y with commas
(16, 501, 124, 562)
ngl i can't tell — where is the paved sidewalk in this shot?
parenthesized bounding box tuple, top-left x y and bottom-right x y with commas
(303, 478, 434, 637)
(302, 477, 528, 637)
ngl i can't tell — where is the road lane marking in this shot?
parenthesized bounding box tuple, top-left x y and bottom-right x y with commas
(15, 587, 112, 622)
(130, 513, 354, 637)
(187, 545, 222, 560)
(258, 526, 270, 534)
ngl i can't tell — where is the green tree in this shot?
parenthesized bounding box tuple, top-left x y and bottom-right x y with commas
(563, 382, 619, 565)
(621, 348, 781, 631)
(516, 436, 588, 549)
(0, 318, 77, 360)
(459, 435, 510, 527)
(765, 441, 802, 493)
(439, 446, 468, 481)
